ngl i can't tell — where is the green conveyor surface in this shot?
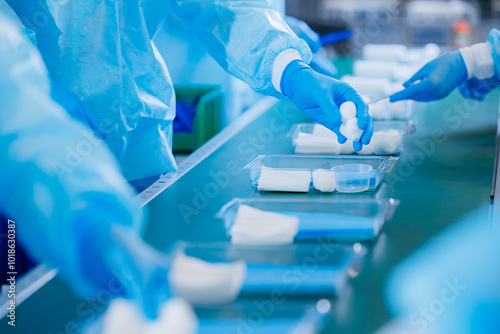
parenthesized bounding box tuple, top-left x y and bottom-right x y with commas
(1, 93, 498, 333)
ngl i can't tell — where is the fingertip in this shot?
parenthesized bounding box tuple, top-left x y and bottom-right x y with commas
(353, 141, 362, 152)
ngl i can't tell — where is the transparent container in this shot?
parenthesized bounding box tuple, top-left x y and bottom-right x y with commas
(244, 155, 398, 193)
(218, 198, 399, 242)
(289, 121, 416, 156)
(333, 164, 372, 193)
(169, 241, 362, 297)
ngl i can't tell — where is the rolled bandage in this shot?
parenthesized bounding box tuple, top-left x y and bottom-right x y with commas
(312, 170, 336, 192)
(230, 205, 299, 245)
(257, 167, 311, 192)
(294, 132, 341, 154)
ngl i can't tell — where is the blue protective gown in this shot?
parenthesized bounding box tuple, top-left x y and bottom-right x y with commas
(0, 10, 145, 297)
(2, 0, 311, 181)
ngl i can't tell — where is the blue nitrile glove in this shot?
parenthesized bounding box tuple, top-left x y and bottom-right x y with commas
(459, 76, 500, 101)
(92, 225, 172, 319)
(390, 51, 468, 102)
(50, 81, 107, 139)
(281, 60, 373, 151)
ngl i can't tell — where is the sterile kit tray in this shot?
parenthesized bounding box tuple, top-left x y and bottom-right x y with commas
(218, 198, 399, 242)
(196, 299, 330, 334)
(173, 242, 359, 298)
(289, 122, 416, 156)
(244, 155, 398, 193)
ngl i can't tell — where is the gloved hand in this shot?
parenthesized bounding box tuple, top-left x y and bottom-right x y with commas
(459, 76, 500, 101)
(89, 225, 172, 319)
(50, 81, 107, 139)
(285, 16, 338, 78)
(281, 60, 373, 151)
(390, 51, 468, 102)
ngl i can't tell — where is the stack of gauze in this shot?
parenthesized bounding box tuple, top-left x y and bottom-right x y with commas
(339, 101, 363, 142)
(294, 124, 355, 155)
(359, 129, 403, 155)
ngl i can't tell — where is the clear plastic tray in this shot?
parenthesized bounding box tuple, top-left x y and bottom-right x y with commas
(289, 121, 416, 156)
(218, 198, 399, 242)
(171, 242, 360, 298)
(244, 155, 398, 193)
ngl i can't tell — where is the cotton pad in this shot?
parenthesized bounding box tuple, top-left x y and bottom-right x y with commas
(257, 167, 311, 192)
(312, 170, 336, 192)
(339, 101, 357, 122)
(168, 252, 246, 305)
(230, 204, 299, 245)
(371, 130, 403, 154)
(340, 118, 363, 142)
(369, 100, 390, 120)
(102, 298, 198, 334)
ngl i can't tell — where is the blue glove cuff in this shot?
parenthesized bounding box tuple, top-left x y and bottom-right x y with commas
(280, 60, 311, 98)
(456, 51, 469, 84)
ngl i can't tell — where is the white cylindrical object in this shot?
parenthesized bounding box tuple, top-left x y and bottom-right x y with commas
(342, 75, 392, 99)
(362, 44, 408, 62)
(340, 118, 363, 142)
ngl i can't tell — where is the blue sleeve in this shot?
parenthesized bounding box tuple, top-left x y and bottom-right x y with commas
(170, 0, 313, 98)
(488, 29, 500, 80)
(0, 16, 143, 298)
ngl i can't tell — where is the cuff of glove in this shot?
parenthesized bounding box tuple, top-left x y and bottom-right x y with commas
(272, 49, 303, 93)
(460, 42, 495, 80)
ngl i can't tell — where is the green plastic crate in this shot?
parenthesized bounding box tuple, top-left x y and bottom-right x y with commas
(173, 85, 223, 153)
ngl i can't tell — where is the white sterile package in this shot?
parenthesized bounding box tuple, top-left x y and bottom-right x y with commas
(342, 76, 392, 99)
(312, 170, 336, 192)
(257, 167, 311, 192)
(370, 130, 403, 155)
(294, 133, 341, 154)
(353, 61, 411, 81)
(230, 204, 299, 245)
(362, 44, 408, 62)
(168, 252, 246, 305)
(102, 298, 198, 334)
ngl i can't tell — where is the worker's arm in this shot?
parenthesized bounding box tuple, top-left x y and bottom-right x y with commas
(0, 16, 169, 319)
(170, 0, 372, 149)
(391, 29, 500, 103)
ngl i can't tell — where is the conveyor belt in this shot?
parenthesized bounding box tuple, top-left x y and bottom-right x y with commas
(1, 95, 498, 333)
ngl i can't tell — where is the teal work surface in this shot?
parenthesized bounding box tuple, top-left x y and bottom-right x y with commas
(1, 96, 497, 334)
